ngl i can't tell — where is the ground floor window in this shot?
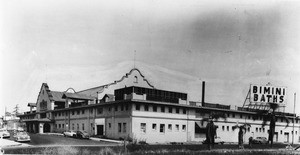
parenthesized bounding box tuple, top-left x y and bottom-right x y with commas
(123, 123, 126, 133)
(152, 124, 157, 130)
(160, 124, 165, 133)
(141, 123, 146, 133)
(118, 123, 122, 132)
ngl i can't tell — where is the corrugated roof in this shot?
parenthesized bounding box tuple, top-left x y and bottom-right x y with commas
(62, 92, 95, 100)
(27, 103, 36, 107)
(51, 91, 65, 102)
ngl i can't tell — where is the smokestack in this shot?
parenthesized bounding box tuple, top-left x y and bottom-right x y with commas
(202, 81, 205, 106)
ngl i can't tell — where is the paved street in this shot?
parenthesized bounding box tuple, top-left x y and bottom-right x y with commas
(5, 132, 118, 146)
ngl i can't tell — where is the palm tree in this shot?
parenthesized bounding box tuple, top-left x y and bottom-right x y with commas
(232, 123, 251, 149)
(202, 112, 227, 150)
(256, 102, 290, 148)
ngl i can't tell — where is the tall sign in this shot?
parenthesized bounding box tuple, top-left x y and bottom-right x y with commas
(250, 84, 287, 104)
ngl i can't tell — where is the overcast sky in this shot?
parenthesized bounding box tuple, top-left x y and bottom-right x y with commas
(1, 0, 300, 116)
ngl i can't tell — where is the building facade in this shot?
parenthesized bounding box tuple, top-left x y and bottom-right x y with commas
(18, 68, 300, 144)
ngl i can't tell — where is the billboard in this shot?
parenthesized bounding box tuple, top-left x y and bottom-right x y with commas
(250, 84, 287, 104)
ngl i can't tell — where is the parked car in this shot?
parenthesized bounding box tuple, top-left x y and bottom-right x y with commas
(75, 130, 90, 139)
(252, 137, 268, 144)
(63, 130, 76, 137)
(0, 128, 10, 138)
(14, 131, 30, 142)
(202, 137, 225, 145)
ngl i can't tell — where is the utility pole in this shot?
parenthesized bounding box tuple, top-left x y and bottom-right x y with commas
(292, 93, 296, 145)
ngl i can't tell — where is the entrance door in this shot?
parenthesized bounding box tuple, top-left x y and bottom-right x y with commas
(284, 132, 289, 143)
(44, 123, 51, 133)
(97, 125, 104, 135)
(274, 132, 278, 142)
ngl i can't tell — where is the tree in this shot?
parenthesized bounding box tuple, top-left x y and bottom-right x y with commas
(256, 102, 289, 148)
(232, 123, 251, 149)
(13, 104, 20, 116)
(202, 112, 227, 150)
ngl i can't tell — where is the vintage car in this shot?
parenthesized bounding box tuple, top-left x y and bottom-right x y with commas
(0, 128, 10, 138)
(63, 130, 77, 137)
(75, 130, 90, 139)
(14, 131, 31, 142)
(202, 137, 225, 145)
(252, 137, 268, 144)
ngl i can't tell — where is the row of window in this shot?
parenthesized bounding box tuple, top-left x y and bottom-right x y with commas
(55, 123, 95, 131)
(136, 104, 187, 114)
(140, 123, 186, 133)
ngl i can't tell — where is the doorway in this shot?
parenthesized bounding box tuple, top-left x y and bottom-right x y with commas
(44, 123, 51, 133)
(284, 132, 289, 143)
(97, 125, 104, 135)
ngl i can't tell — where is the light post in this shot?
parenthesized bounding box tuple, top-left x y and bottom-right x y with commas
(292, 93, 296, 145)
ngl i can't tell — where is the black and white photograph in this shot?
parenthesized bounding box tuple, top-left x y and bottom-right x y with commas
(1, 0, 300, 154)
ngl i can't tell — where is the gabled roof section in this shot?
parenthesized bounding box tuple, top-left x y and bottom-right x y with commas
(27, 103, 36, 107)
(51, 91, 65, 102)
(77, 68, 154, 96)
(62, 92, 95, 100)
(101, 94, 114, 100)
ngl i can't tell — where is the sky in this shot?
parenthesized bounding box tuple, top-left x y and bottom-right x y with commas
(1, 0, 300, 116)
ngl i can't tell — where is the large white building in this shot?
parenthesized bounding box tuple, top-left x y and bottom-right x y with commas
(18, 68, 300, 144)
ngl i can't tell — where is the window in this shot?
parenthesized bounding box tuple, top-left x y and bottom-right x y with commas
(72, 111, 75, 115)
(72, 124, 74, 130)
(256, 127, 258, 132)
(97, 108, 103, 114)
(136, 104, 140, 110)
(125, 104, 129, 111)
(55, 113, 57, 117)
(222, 126, 225, 131)
(227, 126, 229, 131)
(182, 125, 186, 132)
(108, 123, 111, 129)
(77, 124, 79, 130)
(153, 106, 157, 112)
(248, 127, 250, 132)
(141, 123, 146, 133)
(161, 106, 165, 112)
(134, 76, 138, 83)
(144, 105, 149, 111)
(160, 124, 165, 133)
(82, 110, 85, 114)
(248, 115, 251, 119)
(240, 114, 242, 118)
(175, 124, 179, 131)
(59, 124, 61, 128)
(77, 110, 80, 115)
(118, 123, 122, 132)
(259, 128, 261, 132)
(263, 128, 265, 132)
(58, 112, 61, 116)
(55, 124, 57, 128)
(123, 123, 126, 133)
(62, 112, 64, 116)
(62, 124, 64, 129)
(121, 105, 124, 111)
(168, 107, 172, 113)
(168, 124, 172, 131)
(281, 118, 283, 122)
(91, 123, 94, 130)
(281, 130, 283, 134)
(152, 124, 157, 130)
(90, 109, 93, 114)
(183, 109, 186, 114)
(108, 107, 111, 111)
(115, 105, 118, 111)
(176, 108, 179, 114)
(82, 123, 84, 130)
(232, 113, 235, 118)
(227, 113, 230, 117)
